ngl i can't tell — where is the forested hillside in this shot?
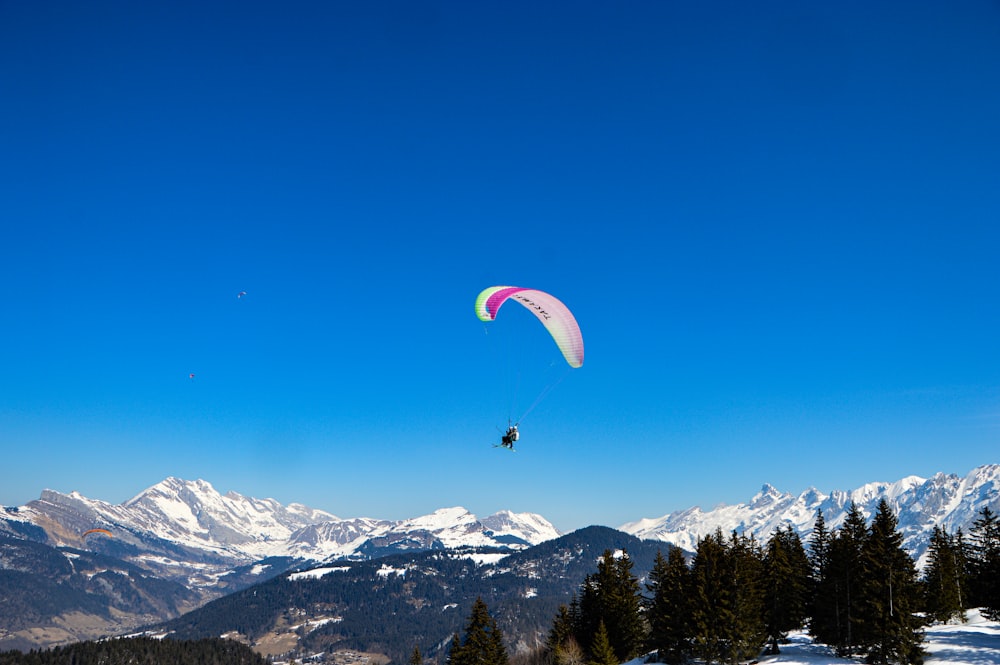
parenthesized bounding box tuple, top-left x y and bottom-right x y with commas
(154, 527, 667, 663)
(0, 637, 268, 665)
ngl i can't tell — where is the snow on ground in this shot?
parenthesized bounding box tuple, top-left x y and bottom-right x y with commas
(459, 552, 509, 565)
(288, 566, 351, 581)
(376, 564, 406, 577)
(924, 611, 1000, 665)
(752, 611, 1000, 665)
(615, 610, 999, 665)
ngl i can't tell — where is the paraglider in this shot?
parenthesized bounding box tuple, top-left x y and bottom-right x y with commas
(476, 286, 584, 450)
(189, 373, 195, 380)
(83, 528, 112, 538)
(475, 286, 584, 368)
(237, 291, 247, 299)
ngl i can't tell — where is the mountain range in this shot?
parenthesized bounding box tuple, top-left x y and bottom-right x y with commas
(1, 463, 998, 654)
(620, 463, 1000, 566)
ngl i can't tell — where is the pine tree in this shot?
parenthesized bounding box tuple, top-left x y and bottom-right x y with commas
(588, 620, 618, 665)
(954, 528, 971, 616)
(808, 509, 838, 648)
(689, 529, 733, 665)
(816, 502, 868, 656)
(969, 506, 1000, 620)
(922, 526, 966, 624)
(726, 531, 766, 665)
(645, 547, 691, 664)
(859, 498, 924, 665)
(577, 574, 601, 653)
(449, 632, 464, 665)
(449, 598, 509, 665)
(548, 603, 586, 665)
(577, 550, 645, 662)
(763, 526, 811, 653)
(411, 645, 424, 665)
(609, 550, 646, 662)
(547, 604, 575, 655)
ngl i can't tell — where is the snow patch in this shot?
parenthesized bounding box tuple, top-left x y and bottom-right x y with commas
(377, 564, 406, 577)
(460, 552, 510, 565)
(289, 566, 350, 581)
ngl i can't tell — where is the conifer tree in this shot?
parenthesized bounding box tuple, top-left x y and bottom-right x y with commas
(808, 509, 838, 647)
(689, 529, 733, 665)
(577, 575, 601, 652)
(449, 598, 509, 665)
(448, 633, 464, 665)
(817, 502, 868, 656)
(548, 603, 586, 665)
(763, 526, 811, 653)
(568, 594, 583, 642)
(970, 506, 1000, 619)
(809, 509, 831, 581)
(610, 550, 646, 662)
(411, 645, 424, 665)
(547, 604, 575, 655)
(859, 499, 924, 665)
(588, 620, 618, 665)
(726, 531, 766, 665)
(645, 547, 691, 664)
(577, 550, 645, 662)
(922, 526, 966, 624)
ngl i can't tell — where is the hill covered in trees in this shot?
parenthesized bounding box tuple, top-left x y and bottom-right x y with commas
(0, 637, 268, 665)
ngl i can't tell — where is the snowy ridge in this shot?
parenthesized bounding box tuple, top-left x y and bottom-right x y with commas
(6, 478, 562, 567)
(481, 509, 559, 545)
(620, 464, 1000, 565)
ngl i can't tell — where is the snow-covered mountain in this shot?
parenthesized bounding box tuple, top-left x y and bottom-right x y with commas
(0, 477, 561, 571)
(2, 465, 999, 652)
(620, 464, 1000, 566)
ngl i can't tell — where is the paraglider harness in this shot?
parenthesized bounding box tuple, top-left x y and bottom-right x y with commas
(500, 424, 519, 450)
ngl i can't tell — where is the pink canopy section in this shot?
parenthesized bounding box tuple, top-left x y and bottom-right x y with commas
(475, 286, 584, 368)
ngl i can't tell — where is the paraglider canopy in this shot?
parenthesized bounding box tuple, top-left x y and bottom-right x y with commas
(475, 286, 584, 368)
(83, 528, 112, 538)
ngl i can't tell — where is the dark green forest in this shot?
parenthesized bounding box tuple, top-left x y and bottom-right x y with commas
(0, 637, 268, 665)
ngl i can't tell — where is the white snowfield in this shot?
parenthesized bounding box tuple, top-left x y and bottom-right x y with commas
(923, 610, 1000, 665)
(614, 610, 1000, 665)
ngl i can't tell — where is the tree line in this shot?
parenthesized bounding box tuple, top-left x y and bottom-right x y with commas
(540, 500, 1000, 665)
(0, 637, 269, 665)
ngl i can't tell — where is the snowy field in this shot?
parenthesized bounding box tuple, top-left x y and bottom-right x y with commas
(921, 611, 1000, 665)
(616, 610, 1000, 665)
(761, 611, 1000, 665)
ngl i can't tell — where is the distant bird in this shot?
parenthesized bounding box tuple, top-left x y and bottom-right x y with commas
(189, 373, 195, 380)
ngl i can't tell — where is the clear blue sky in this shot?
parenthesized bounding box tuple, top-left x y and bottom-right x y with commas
(2, 1, 999, 533)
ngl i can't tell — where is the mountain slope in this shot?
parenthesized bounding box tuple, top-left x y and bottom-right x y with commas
(0, 534, 201, 651)
(152, 526, 666, 664)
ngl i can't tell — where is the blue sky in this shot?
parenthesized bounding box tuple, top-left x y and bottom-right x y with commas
(2, 1, 999, 533)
